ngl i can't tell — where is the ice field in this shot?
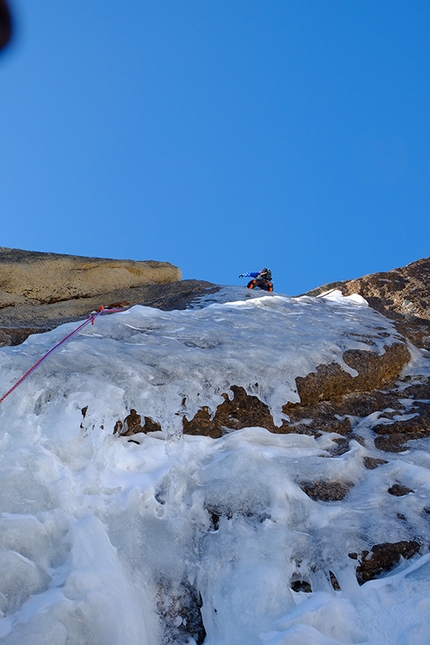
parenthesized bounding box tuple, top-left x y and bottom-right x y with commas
(0, 288, 429, 644)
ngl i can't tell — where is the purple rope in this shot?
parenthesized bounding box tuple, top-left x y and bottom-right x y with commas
(0, 307, 116, 404)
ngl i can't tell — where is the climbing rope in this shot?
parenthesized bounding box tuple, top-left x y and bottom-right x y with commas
(0, 305, 128, 405)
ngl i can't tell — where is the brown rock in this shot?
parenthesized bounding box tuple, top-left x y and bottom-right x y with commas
(388, 484, 413, 497)
(373, 402, 430, 451)
(363, 456, 388, 470)
(0, 326, 51, 347)
(122, 409, 143, 436)
(284, 400, 351, 434)
(329, 571, 341, 591)
(0, 247, 181, 305)
(330, 435, 364, 456)
(294, 343, 410, 406)
(183, 386, 286, 438)
(328, 391, 406, 419)
(299, 480, 354, 501)
(114, 410, 162, 436)
(183, 385, 354, 439)
(142, 416, 162, 433)
(401, 379, 430, 399)
(353, 541, 421, 584)
(374, 435, 412, 453)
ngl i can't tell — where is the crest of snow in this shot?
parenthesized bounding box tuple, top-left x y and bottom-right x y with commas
(316, 288, 368, 306)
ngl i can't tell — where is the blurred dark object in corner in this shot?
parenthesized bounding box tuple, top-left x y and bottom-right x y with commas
(0, 0, 12, 51)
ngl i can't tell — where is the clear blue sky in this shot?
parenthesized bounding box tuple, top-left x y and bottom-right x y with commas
(1, 1, 429, 295)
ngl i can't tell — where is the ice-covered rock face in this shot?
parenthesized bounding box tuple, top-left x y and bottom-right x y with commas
(0, 288, 429, 645)
(308, 256, 430, 350)
(0, 288, 406, 441)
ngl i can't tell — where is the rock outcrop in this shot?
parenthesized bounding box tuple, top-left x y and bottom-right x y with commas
(351, 541, 421, 585)
(0, 247, 217, 346)
(0, 247, 181, 305)
(306, 257, 430, 349)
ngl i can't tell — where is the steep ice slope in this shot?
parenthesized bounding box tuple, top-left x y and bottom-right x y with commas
(0, 287, 429, 645)
(0, 287, 403, 441)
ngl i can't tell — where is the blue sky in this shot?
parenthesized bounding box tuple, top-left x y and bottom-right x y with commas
(1, 1, 429, 295)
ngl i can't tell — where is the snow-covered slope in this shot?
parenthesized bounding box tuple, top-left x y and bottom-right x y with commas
(0, 288, 429, 644)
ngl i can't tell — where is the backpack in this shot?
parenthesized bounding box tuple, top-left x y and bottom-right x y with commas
(259, 268, 272, 281)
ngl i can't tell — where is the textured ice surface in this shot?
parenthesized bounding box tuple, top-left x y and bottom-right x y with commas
(0, 288, 427, 644)
(0, 288, 402, 439)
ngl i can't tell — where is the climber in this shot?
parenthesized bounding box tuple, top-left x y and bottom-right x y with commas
(239, 268, 274, 292)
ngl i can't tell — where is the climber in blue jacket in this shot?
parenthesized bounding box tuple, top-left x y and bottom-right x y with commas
(239, 268, 273, 292)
